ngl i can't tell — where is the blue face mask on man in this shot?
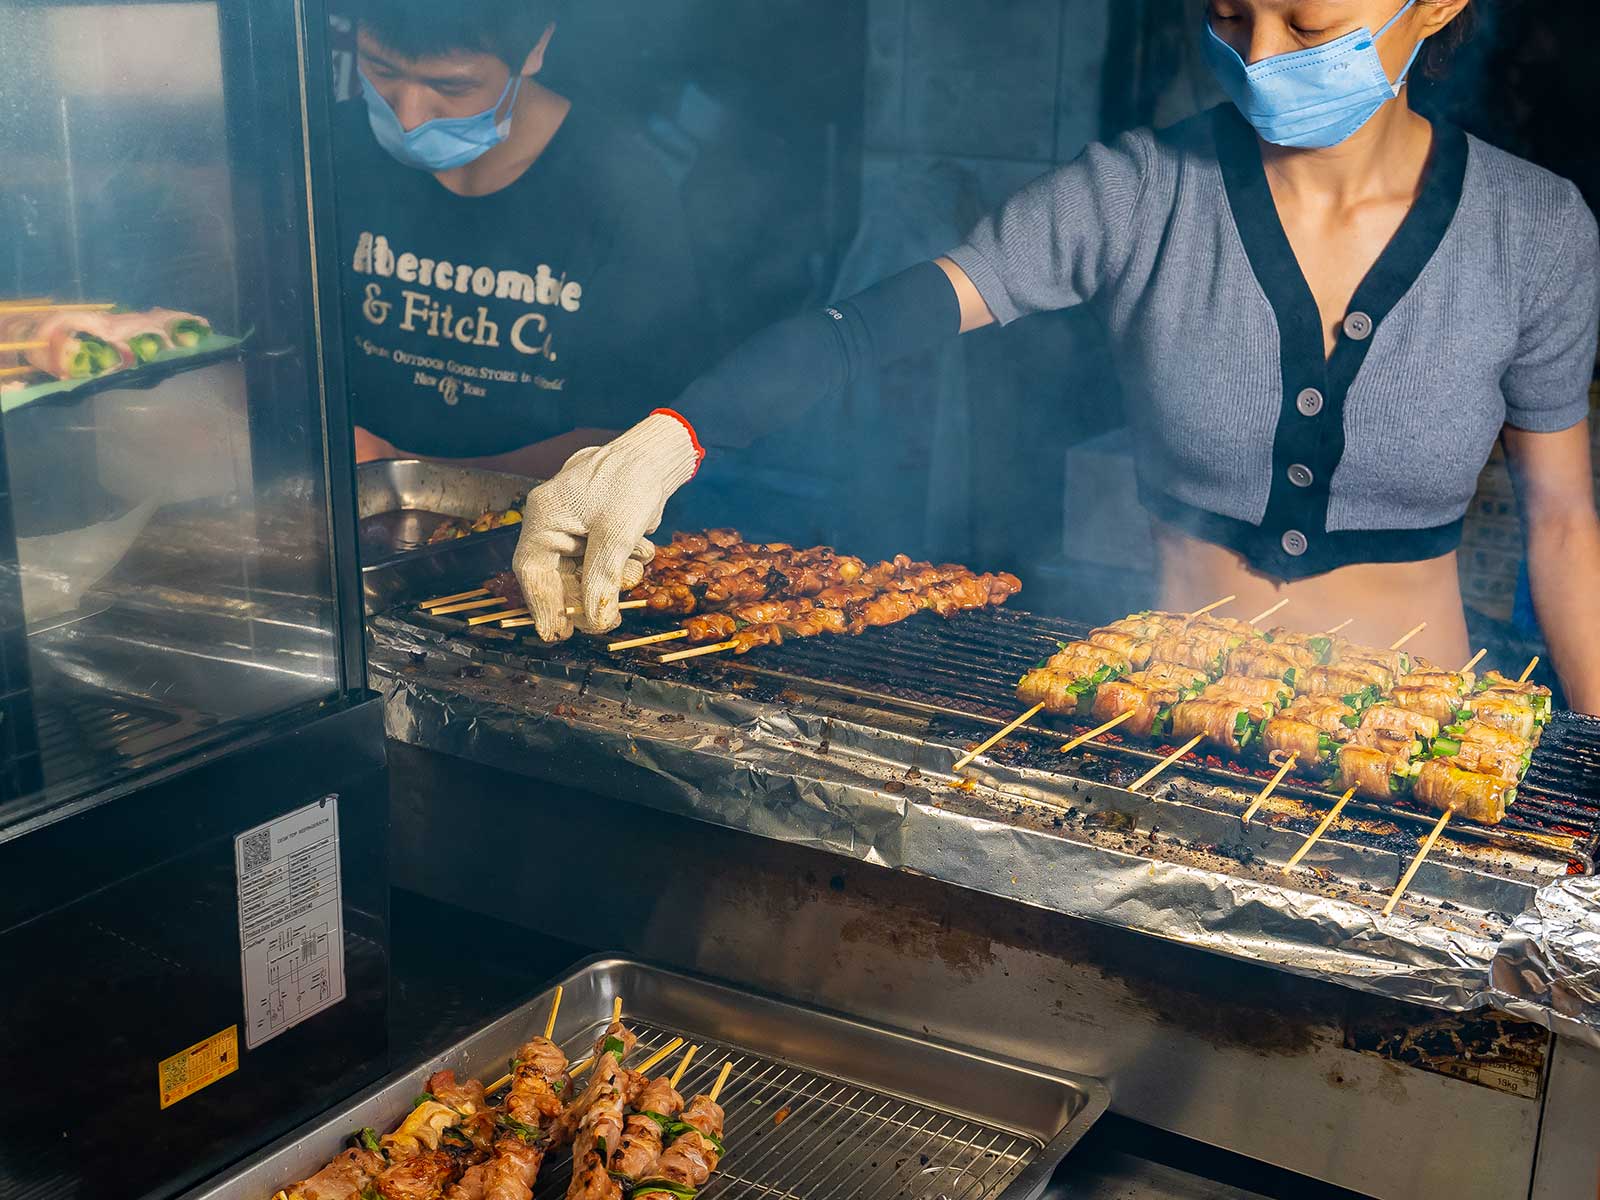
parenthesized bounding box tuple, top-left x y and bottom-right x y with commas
(360, 69, 523, 172)
(1202, 1, 1426, 149)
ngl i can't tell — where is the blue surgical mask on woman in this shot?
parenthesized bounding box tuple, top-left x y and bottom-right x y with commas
(360, 70, 523, 172)
(1202, 1, 1426, 149)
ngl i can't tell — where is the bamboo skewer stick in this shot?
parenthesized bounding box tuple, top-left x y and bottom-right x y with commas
(1323, 618, 1354, 635)
(1459, 648, 1487, 675)
(0, 365, 35, 380)
(0, 297, 51, 309)
(953, 703, 1046, 772)
(1129, 734, 1206, 794)
(422, 588, 490, 608)
(0, 301, 114, 314)
(545, 985, 563, 1039)
(669, 1045, 699, 1089)
(0, 340, 45, 352)
(1187, 594, 1237, 619)
(1389, 621, 1427, 651)
(469, 606, 528, 626)
(1283, 787, 1356, 872)
(487, 986, 565, 1094)
(1518, 657, 1540, 685)
(1059, 708, 1137, 754)
(568, 1035, 684, 1084)
(633, 1038, 686, 1077)
(1383, 809, 1452, 916)
(708, 1062, 734, 1104)
(659, 639, 738, 664)
(1241, 753, 1299, 825)
(431, 596, 509, 615)
(1246, 598, 1290, 625)
(611, 629, 690, 651)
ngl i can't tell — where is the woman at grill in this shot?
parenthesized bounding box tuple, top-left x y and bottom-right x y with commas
(511, 0, 1600, 712)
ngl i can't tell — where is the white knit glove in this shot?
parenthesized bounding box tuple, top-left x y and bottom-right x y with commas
(512, 412, 702, 641)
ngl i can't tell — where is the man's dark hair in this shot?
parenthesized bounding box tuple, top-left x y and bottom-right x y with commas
(354, 0, 560, 70)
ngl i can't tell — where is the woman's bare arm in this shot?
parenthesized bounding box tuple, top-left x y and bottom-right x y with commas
(935, 256, 997, 334)
(1504, 421, 1600, 714)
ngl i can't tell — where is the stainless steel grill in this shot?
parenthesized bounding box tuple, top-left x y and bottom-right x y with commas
(532, 1021, 1042, 1200)
(412, 596, 1600, 871)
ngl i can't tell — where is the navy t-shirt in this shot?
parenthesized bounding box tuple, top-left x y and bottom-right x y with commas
(333, 99, 704, 458)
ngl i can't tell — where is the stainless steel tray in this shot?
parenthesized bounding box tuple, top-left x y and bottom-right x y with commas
(357, 460, 538, 614)
(185, 957, 1107, 1200)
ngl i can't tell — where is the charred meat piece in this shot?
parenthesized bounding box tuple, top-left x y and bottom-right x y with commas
(1146, 629, 1238, 673)
(483, 572, 522, 604)
(1413, 759, 1512, 824)
(1333, 745, 1408, 801)
(1468, 694, 1538, 742)
(427, 1070, 493, 1152)
(1201, 676, 1291, 713)
(610, 1076, 685, 1183)
(1088, 629, 1153, 670)
(651, 1096, 726, 1189)
(1226, 642, 1305, 681)
(1089, 678, 1178, 738)
(1046, 642, 1133, 676)
(566, 1151, 622, 1200)
(1357, 705, 1439, 745)
(1282, 695, 1358, 739)
(1294, 665, 1380, 700)
(286, 1147, 386, 1200)
(1260, 717, 1330, 767)
(1017, 668, 1095, 715)
(1168, 698, 1260, 754)
(504, 1036, 568, 1129)
(376, 1150, 459, 1200)
(1389, 684, 1464, 725)
(1135, 662, 1211, 690)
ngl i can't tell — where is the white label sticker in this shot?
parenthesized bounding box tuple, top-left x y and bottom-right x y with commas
(234, 795, 346, 1049)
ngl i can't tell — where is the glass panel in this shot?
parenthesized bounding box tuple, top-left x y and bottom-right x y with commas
(0, 0, 343, 819)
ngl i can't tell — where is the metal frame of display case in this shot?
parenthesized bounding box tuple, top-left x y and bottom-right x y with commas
(0, 2, 388, 1198)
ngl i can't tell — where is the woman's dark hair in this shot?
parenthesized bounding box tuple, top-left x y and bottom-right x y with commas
(353, 0, 561, 69)
(1421, 1, 1479, 79)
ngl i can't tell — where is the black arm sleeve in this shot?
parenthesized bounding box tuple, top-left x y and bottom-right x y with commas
(672, 260, 962, 449)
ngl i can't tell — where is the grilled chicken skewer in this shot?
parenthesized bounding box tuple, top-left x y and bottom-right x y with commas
(667, 563, 1021, 659)
(636, 1064, 733, 1197)
(276, 994, 562, 1200)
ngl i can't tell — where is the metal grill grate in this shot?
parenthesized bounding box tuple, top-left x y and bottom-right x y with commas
(531, 1021, 1042, 1200)
(413, 599, 1600, 863)
(31, 688, 180, 787)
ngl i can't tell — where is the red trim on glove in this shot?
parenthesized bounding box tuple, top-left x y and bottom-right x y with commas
(652, 407, 707, 475)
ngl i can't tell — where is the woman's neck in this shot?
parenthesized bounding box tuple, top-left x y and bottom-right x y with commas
(434, 78, 571, 199)
(1259, 93, 1435, 208)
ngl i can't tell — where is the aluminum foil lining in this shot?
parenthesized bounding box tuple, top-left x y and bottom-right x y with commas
(369, 618, 1600, 1048)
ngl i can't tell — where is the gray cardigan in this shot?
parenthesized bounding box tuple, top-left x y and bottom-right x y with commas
(948, 105, 1600, 580)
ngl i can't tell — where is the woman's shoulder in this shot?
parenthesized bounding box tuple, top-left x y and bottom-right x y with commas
(1461, 132, 1595, 238)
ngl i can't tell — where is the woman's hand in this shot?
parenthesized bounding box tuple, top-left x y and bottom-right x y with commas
(511, 412, 702, 640)
(1505, 421, 1600, 714)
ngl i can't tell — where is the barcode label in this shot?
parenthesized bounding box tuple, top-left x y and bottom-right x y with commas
(235, 798, 345, 1048)
(240, 828, 272, 875)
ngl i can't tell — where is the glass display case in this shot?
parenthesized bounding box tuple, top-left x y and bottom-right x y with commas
(0, 1, 389, 1196)
(0, 0, 365, 822)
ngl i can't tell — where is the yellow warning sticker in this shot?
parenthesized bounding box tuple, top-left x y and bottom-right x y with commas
(159, 1025, 239, 1110)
